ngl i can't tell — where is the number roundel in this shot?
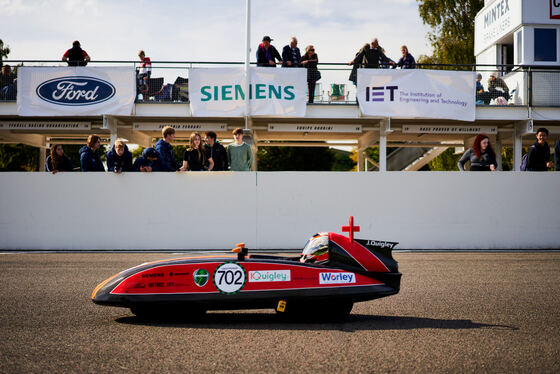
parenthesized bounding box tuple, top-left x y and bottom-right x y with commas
(213, 262, 247, 294)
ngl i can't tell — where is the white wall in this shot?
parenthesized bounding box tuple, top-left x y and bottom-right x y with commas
(1, 172, 559, 250)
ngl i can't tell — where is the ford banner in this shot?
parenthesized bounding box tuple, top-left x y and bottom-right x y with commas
(189, 67, 307, 117)
(17, 67, 135, 116)
(357, 69, 475, 121)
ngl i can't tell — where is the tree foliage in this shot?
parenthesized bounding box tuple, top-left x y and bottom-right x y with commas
(428, 148, 461, 171)
(0, 144, 40, 171)
(0, 39, 10, 67)
(417, 0, 484, 67)
(257, 146, 340, 171)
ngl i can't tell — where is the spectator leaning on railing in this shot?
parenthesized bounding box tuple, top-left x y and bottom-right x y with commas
(155, 126, 179, 171)
(396, 45, 416, 69)
(0, 65, 16, 100)
(45, 144, 73, 174)
(457, 134, 497, 171)
(281, 37, 301, 67)
(132, 147, 160, 172)
(256, 36, 282, 67)
(180, 132, 213, 171)
(79, 135, 105, 172)
(62, 40, 90, 66)
(106, 139, 133, 173)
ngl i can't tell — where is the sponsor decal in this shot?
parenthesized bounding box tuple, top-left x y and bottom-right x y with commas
(248, 270, 290, 282)
(148, 282, 165, 288)
(193, 269, 209, 287)
(364, 85, 398, 102)
(36, 76, 116, 106)
(169, 272, 189, 277)
(366, 240, 396, 249)
(213, 262, 246, 294)
(141, 272, 164, 278)
(319, 272, 356, 285)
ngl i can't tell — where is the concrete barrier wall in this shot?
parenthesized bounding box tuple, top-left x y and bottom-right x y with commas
(1, 172, 559, 250)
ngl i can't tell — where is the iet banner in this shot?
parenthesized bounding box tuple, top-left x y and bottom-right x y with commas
(189, 67, 307, 117)
(17, 67, 135, 116)
(357, 69, 475, 121)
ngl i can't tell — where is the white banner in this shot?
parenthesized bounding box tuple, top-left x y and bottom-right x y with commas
(17, 67, 135, 116)
(189, 67, 307, 117)
(357, 69, 475, 122)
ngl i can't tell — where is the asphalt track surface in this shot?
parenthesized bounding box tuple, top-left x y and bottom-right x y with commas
(1, 252, 559, 373)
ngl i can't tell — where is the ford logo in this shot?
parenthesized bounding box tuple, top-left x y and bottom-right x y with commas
(36, 76, 116, 106)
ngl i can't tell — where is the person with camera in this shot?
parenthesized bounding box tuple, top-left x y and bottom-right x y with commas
(106, 139, 133, 173)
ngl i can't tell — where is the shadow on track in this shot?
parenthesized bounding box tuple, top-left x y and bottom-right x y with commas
(115, 313, 517, 331)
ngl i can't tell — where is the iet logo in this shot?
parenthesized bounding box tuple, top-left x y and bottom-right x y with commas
(365, 86, 398, 102)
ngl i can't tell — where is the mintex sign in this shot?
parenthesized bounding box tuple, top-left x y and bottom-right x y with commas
(474, 0, 521, 55)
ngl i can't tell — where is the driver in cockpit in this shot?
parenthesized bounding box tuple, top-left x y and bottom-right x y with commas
(300, 232, 329, 264)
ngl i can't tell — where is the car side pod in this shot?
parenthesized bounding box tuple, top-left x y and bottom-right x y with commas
(91, 215, 401, 322)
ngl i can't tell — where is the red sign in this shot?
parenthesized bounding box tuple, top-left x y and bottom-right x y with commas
(551, 0, 560, 19)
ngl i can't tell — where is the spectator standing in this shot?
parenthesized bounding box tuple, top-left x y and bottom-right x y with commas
(106, 139, 133, 173)
(132, 147, 160, 172)
(282, 37, 301, 67)
(396, 45, 416, 69)
(180, 132, 213, 171)
(62, 40, 90, 66)
(45, 144, 73, 173)
(457, 134, 497, 171)
(526, 128, 553, 171)
(349, 38, 395, 69)
(137, 50, 152, 100)
(227, 128, 253, 171)
(301, 45, 320, 103)
(256, 36, 282, 67)
(155, 126, 179, 171)
(555, 138, 560, 171)
(475, 73, 484, 103)
(79, 135, 105, 172)
(204, 131, 228, 171)
(348, 43, 369, 86)
(0, 65, 16, 100)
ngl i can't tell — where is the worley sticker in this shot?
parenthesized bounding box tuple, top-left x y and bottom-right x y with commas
(319, 272, 356, 284)
(248, 270, 290, 282)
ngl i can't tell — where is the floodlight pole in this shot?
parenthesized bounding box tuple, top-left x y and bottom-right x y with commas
(244, 0, 251, 130)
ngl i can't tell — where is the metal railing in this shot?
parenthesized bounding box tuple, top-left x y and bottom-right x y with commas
(2, 60, 560, 106)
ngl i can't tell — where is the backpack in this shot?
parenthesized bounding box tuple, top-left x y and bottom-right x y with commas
(520, 145, 535, 171)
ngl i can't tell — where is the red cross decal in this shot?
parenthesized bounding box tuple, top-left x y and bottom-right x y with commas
(342, 216, 360, 242)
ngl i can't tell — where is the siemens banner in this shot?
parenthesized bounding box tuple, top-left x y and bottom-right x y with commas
(17, 67, 135, 116)
(357, 69, 475, 121)
(189, 67, 307, 117)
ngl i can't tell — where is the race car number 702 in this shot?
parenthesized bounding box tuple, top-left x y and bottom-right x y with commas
(213, 262, 246, 294)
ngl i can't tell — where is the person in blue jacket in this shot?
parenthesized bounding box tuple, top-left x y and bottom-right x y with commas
(132, 147, 160, 172)
(106, 139, 133, 173)
(79, 135, 105, 172)
(155, 126, 178, 171)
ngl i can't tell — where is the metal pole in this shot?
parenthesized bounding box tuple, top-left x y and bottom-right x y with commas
(244, 0, 251, 129)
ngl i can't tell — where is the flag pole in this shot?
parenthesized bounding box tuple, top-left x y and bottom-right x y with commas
(244, 0, 251, 130)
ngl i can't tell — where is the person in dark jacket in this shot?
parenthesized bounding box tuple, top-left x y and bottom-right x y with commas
(348, 38, 395, 69)
(45, 144, 73, 173)
(180, 132, 213, 171)
(458, 134, 497, 171)
(526, 128, 553, 171)
(204, 131, 229, 171)
(79, 135, 105, 172)
(155, 126, 178, 171)
(281, 37, 301, 67)
(555, 138, 560, 171)
(62, 40, 90, 66)
(301, 45, 320, 103)
(256, 36, 282, 67)
(132, 147, 160, 172)
(396, 45, 416, 69)
(106, 139, 133, 173)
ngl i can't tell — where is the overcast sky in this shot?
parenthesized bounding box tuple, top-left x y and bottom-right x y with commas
(3, 0, 433, 63)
